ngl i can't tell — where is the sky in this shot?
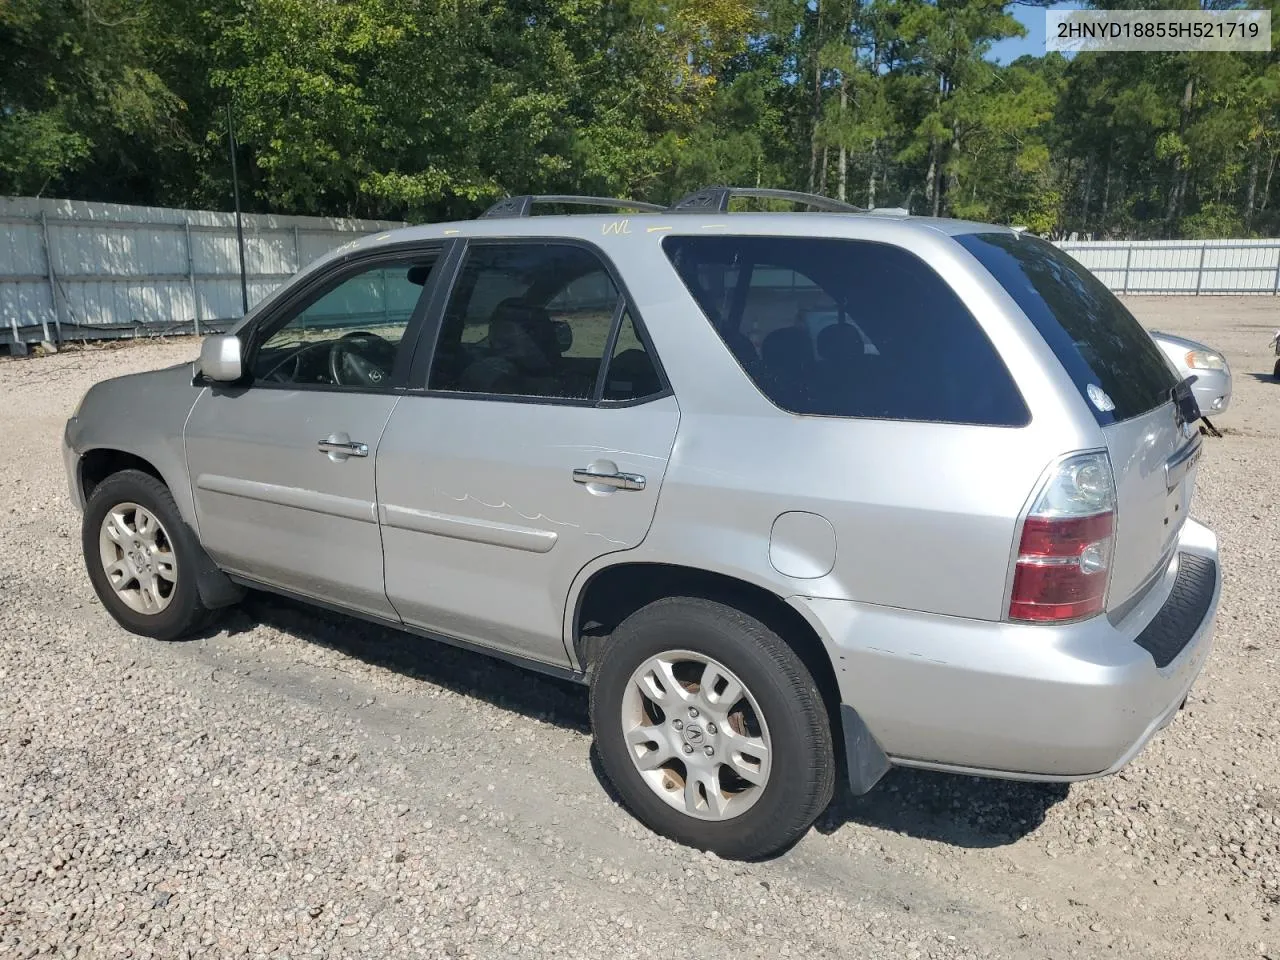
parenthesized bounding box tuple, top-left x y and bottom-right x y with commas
(988, 2, 1081, 65)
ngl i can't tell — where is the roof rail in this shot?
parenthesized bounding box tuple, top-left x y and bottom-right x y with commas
(669, 186, 865, 214)
(480, 195, 667, 219)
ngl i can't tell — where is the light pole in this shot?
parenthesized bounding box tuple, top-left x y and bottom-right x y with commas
(227, 102, 249, 316)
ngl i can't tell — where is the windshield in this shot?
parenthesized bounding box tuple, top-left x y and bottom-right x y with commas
(958, 233, 1177, 424)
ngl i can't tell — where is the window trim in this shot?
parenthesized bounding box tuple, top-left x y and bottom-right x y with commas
(208, 240, 455, 397)
(661, 233, 1031, 428)
(591, 300, 628, 401)
(409, 236, 673, 408)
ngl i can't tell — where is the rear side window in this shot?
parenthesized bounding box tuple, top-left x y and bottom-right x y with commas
(957, 233, 1177, 424)
(428, 243, 618, 401)
(662, 236, 1028, 426)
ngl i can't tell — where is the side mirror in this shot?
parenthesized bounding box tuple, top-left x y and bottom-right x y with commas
(553, 320, 573, 354)
(198, 334, 244, 383)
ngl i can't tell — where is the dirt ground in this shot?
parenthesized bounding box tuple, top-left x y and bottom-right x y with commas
(1, 296, 1278, 959)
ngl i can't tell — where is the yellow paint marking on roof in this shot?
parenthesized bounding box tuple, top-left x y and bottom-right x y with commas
(700, 224, 728, 229)
(444, 229, 460, 235)
(646, 225, 673, 233)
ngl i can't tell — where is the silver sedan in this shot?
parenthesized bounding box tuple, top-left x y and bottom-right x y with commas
(1150, 330, 1232, 417)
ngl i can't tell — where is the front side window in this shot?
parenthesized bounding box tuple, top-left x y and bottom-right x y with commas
(428, 243, 661, 403)
(663, 235, 1028, 425)
(251, 257, 436, 388)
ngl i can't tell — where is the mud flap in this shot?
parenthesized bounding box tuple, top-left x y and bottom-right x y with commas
(840, 704, 891, 795)
(183, 521, 246, 609)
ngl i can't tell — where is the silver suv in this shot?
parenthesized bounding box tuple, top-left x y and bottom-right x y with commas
(63, 188, 1221, 859)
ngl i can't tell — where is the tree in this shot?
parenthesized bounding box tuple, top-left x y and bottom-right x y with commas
(2, 0, 1276, 238)
(0, 0, 185, 198)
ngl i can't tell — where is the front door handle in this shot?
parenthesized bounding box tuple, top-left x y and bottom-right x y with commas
(572, 467, 646, 491)
(317, 438, 368, 458)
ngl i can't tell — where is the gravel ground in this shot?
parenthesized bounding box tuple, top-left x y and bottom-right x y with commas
(1, 297, 1278, 959)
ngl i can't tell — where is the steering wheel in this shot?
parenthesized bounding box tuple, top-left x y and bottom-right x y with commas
(258, 343, 310, 383)
(328, 331, 393, 387)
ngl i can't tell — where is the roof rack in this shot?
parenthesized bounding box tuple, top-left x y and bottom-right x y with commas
(480, 195, 667, 219)
(669, 186, 866, 214)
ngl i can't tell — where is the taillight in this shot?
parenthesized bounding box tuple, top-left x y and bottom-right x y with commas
(1009, 452, 1116, 623)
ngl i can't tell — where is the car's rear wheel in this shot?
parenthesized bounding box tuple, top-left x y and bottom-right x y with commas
(590, 596, 835, 859)
(82, 469, 219, 640)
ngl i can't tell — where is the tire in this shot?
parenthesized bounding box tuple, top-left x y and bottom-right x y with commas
(590, 596, 835, 860)
(1273, 358, 1280, 379)
(82, 469, 219, 641)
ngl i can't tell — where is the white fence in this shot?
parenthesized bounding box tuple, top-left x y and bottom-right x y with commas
(2, 195, 1278, 349)
(0, 196, 403, 346)
(1057, 238, 1280, 295)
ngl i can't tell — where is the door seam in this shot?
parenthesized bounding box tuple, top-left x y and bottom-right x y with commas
(373, 395, 406, 622)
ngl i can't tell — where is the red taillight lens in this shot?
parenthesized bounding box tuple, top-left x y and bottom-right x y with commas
(1016, 513, 1114, 558)
(1009, 451, 1117, 624)
(1009, 512, 1114, 622)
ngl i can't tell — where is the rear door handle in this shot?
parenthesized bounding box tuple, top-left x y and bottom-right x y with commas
(317, 438, 368, 458)
(572, 467, 646, 491)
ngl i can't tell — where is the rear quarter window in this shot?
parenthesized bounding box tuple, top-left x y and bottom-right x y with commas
(956, 233, 1177, 424)
(662, 235, 1028, 426)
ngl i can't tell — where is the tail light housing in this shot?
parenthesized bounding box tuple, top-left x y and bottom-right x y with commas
(1009, 452, 1116, 623)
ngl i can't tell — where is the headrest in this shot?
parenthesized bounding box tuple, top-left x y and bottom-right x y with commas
(761, 325, 814, 368)
(488, 298, 560, 373)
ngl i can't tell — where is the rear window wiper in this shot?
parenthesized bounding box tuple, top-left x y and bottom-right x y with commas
(1171, 376, 1201, 426)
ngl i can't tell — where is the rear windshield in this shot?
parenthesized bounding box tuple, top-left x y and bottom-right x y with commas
(957, 233, 1176, 424)
(662, 235, 1028, 426)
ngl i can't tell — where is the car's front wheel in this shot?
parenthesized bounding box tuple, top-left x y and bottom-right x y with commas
(82, 469, 219, 641)
(590, 596, 835, 859)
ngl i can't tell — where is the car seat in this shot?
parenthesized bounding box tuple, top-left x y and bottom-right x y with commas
(760, 325, 816, 410)
(460, 298, 563, 395)
(816, 321, 869, 414)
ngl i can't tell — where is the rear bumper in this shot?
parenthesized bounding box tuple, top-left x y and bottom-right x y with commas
(794, 518, 1220, 781)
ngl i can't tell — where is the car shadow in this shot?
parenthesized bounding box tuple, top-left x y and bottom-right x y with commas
(219, 591, 1068, 851)
(814, 767, 1069, 848)
(221, 591, 591, 734)
(1245, 371, 1277, 383)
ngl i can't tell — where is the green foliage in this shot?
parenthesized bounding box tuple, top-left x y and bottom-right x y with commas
(1181, 201, 1245, 239)
(0, 0, 187, 196)
(1, 0, 1277, 237)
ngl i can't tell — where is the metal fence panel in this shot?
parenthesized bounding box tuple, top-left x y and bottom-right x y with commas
(1058, 238, 1280, 295)
(4, 196, 1278, 349)
(0, 196, 403, 345)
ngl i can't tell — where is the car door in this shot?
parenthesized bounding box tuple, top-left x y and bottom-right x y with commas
(376, 239, 680, 667)
(184, 245, 447, 618)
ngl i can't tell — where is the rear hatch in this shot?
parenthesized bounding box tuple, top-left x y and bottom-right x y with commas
(1098, 396, 1200, 607)
(958, 232, 1196, 611)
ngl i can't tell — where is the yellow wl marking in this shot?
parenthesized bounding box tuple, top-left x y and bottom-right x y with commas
(602, 219, 633, 236)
